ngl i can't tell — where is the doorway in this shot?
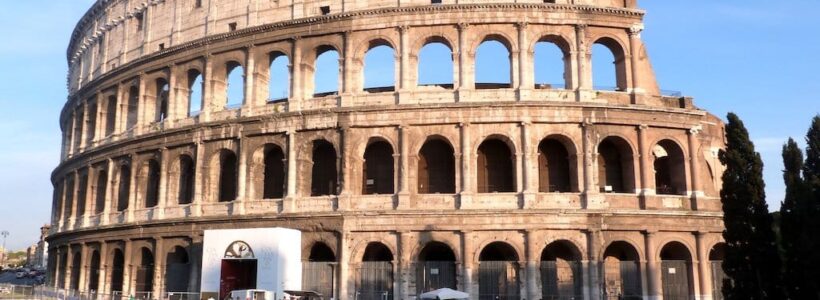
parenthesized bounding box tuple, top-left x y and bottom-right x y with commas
(220, 259, 258, 300)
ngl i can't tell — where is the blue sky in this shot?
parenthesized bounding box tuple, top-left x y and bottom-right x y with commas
(0, 1, 817, 251)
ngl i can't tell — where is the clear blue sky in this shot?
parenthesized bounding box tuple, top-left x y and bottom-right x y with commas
(0, 1, 817, 251)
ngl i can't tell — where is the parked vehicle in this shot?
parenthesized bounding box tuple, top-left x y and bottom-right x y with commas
(0, 286, 11, 294)
(16, 272, 26, 279)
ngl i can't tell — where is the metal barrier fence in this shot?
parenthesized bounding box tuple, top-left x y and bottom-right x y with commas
(6, 285, 203, 300)
(540, 261, 583, 300)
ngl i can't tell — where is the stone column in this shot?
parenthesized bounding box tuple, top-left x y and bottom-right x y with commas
(696, 232, 713, 300)
(98, 242, 109, 294)
(520, 122, 536, 205)
(688, 127, 703, 207)
(581, 121, 596, 206)
(236, 131, 248, 214)
(63, 247, 74, 290)
(136, 75, 147, 135)
(515, 22, 529, 100)
(122, 240, 133, 297)
(628, 25, 644, 94)
(457, 23, 471, 91)
(399, 26, 411, 92)
(525, 230, 539, 300)
(244, 46, 256, 110)
(102, 159, 115, 225)
(399, 231, 412, 299)
(126, 156, 138, 222)
(78, 244, 89, 292)
(574, 24, 590, 101)
(79, 102, 90, 150)
(95, 92, 104, 142)
(637, 125, 652, 198)
(152, 239, 164, 298)
(192, 139, 205, 216)
(644, 231, 661, 300)
(189, 235, 203, 293)
(291, 38, 303, 110)
(115, 84, 126, 134)
(339, 231, 351, 300)
(157, 148, 169, 219)
(284, 131, 298, 212)
(586, 230, 602, 300)
(342, 31, 354, 95)
(53, 248, 63, 288)
(201, 57, 214, 122)
(398, 125, 411, 206)
(458, 123, 472, 208)
(69, 171, 80, 228)
(167, 65, 178, 120)
(460, 231, 474, 298)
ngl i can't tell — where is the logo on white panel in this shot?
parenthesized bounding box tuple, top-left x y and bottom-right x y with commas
(224, 241, 255, 259)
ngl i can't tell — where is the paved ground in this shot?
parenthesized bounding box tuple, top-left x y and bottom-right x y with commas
(0, 271, 40, 286)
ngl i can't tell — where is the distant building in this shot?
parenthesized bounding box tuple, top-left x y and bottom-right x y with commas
(33, 224, 50, 268)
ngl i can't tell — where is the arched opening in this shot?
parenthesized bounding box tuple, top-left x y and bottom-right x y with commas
(709, 243, 727, 300)
(218, 150, 238, 202)
(165, 246, 191, 293)
(155, 78, 169, 122)
(534, 37, 570, 89)
(134, 247, 155, 296)
(303, 242, 337, 299)
(88, 250, 101, 291)
(105, 95, 117, 136)
(363, 141, 395, 195)
(363, 44, 396, 92)
(653, 140, 687, 195)
(73, 110, 84, 150)
(538, 138, 573, 193)
(226, 62, 245, 109)
(475, 38, 512, 89)
(95, 170, 108, 214)
(417, 40, 454, 88)
(269, 53, 290, 102)
(126, 86, 139, 129)
(117, 164, 131, 212)
(477, 139, 515, 193)
(311, 140, 338, 196)
(418, 139, 455, 194)
(76, 172, 88, 218)
(478, 242, 520, 300)
(314, 46, 340, 97)
(602, 241, 642, 299)
(660, 242, 694, 299)
(143, 159, 160, 208)
(416, 242, 457, 294)
(110, 249, 125, 293)
(541, 241, 582, 299)
(57, 252, 68, 288)
(177, 155, 195, 205)
(188, 69, 203, 116)
(597, 137, 635, 193)
(357, 243, 394, 300)
(69, 251, 81, 290)
(592, 38, 627, 91)
(263, 145, 286, 199)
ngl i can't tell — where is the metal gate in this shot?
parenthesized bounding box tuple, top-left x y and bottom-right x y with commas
(356, 261, 393, 300)
(478, 261, 519, 300)
(541, 261, 582, 299)
(304, 261, 336, 299)
(165, 262, 191, 293)
(661, 260, 691, 300)
(416, 261, 457, 295)
(711, 261, 726, 300)
(604, 261, 642, 300)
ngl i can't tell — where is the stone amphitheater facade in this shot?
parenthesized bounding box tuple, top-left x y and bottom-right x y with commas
(47, 0, 728, 299)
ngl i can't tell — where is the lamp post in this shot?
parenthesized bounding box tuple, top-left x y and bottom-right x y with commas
(0, 231, 8, 267)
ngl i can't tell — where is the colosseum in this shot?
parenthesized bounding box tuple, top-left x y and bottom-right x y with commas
(47, 0, 728, 299)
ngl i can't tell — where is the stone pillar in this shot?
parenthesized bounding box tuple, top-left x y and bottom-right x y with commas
(337, 126, 352, 210)
(79, 102, 90, 150)
(398, 125, 411, 206)
(637, 125, 652, 198)
(121, 240, 133, 297)
(192, 139, 205, 216)
(157, 148, 169, 219)
(291, 38, 303, 110)
(115, 84, 126, 134)
(136, 75, 147, 135)
(342, 31, 354, 95)
(458, 123, 472, 208)
(339, 231, 351, 300)
(574, 24, 590, 101)
(696, 232, 713, 300)
(399, 231, 412, 299)
(53, 248, 63, 288)
(63, 247, 74, 290)
(236, 131, 248, 214)
(399, 26, 411, 92)
(644, 231, 661, 300)
(94, 92, 104, 142)
(201, 57, 214, 122)
(152, 239, 164, 298)
(102, 159, 115, 225)
(628, 25, 644, 94)
(581, 121, 596, 204)
(525, 230, 539, 300)
(516, 22, 530, 100)
(78, 244, 89, 292)
(126, 156, 138, 222)
(457, 23, 471, 91)
(460, 231, 474, 298)
(586, 230, 602, 300)
(688, 127, 703, 207)
(284, 131, 298, 212)
(244, 46, 256, 110)
(189, 235, 204, 293)
(69, 171, 80, 228)
(167, 65, 178, 121)
(98, 242, 109, 294)
(520, 122, 536, 204)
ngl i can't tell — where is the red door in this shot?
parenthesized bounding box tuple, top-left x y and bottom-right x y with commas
(220, 259, 258, 300)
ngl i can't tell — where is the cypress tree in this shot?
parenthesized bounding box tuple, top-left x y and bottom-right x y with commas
(779, 138, 809, 299)
(801, 115, 820, 298)
(719, 112, 784, 300)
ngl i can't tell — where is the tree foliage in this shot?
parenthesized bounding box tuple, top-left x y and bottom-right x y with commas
(719, 112, 784, 300)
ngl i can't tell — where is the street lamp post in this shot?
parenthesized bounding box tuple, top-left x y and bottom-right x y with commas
(1, 230, 8, 267)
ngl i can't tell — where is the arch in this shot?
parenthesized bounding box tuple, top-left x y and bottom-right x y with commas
(134, 247, 155, 294)
(225, 61, 245, 109)
(263, 144, 286, 199)
(88, 250, 101, 291)
(177, 155, 195, 205)
(155, 78, 169, 122)
(417, 242, 457, 294)
(187, 69, 204, 116)
(303, 242, 337, 299)
(358, 242, 394, 300)
(418, 137, 456, 194)
(659, 241, 694, 299)
(94, 169, 108, 214)
(417, 38, 454, 88)
(709, 243, 727, 300)
(602, 241, 642, 298)
(541, 240, 583, 299)
(105, 95, 117, 136)
(534, 35, 572, 89)
(141, 159, 160, 208)
(475, 35, 512, 89)
(216, 149, 238, 202)
(592, 37, 628, 91)
(110, 248, 125, 292)
(313, 45, 340, 97)
(478, 241, 520, 299)
(653, 139, 687, 195)
(362, 141, 395, 195)
(477, 138, 515, 193)
(597, 136, 636, 193)
(538, 136, 577, 192)
(363, 41, 396, 92)
(69, 250, 81, 290)
(126, 85, 139, 129)
(117, 163, 131, 211)
(268, 52, 290, 102)
(57, 251, 68, 288)
(311, 140, 338, 196)
(165, 246, 191, 293)
(308, 242, 337, 262)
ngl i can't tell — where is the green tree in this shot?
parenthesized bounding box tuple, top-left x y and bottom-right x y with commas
(801, 115, 820, 299)
(779, 138, 811, 298)
(719, 113, 784, 300)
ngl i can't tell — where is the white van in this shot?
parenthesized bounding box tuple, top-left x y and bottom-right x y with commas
(228, 289, 275, 300)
